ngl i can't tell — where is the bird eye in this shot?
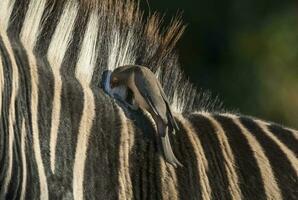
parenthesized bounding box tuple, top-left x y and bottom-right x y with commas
(110, 77, 118, 88)
(112, 77, 118, 83)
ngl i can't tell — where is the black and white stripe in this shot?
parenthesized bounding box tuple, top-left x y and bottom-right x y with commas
(0, 0, 297, 199)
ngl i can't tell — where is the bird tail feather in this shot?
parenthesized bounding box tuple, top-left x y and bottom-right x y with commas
(161, 131, 183, 167)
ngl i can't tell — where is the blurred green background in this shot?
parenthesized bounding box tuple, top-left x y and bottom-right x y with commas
(141, 0, 298, 129)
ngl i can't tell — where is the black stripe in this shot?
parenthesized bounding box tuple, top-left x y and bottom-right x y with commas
(0, 36, 12, 171)
(83, 88, 122, 199)
(34, 55, 55, 197)
(35, 46, 54, 184)
(7, 123, 22, 200)
(148, 133, 160, 200)
(240, 117, 298, 200)
(12, 115, 30, 200)
(188, 113, 232, 200)
(174, 118, 202, 200)
(52, 58, 84, 198)
(35, 0, 67, 56)
(135, 113, 150, 200)
(7, 47, 28, 199)
(213, 115, 266, 200)
(7, 0, 29, 39)
(129, 122, 142, 200)
(60, 4, 89, 77)
(126, 107, 162, 200)
(53, 78, 83, 199)
(35, 0, 66, 161)
(24, 118, 40, 200)
(0, 35, 13, 199)
(142, 112, 162, 200)
(7, 38, 40, 199)
(268, 124, 298, 156)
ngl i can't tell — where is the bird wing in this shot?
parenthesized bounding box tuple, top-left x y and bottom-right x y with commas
(134, 69, 168, 123)
(156, 82, 180, 131)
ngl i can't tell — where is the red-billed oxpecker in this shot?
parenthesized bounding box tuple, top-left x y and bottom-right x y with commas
(109, 65, 182, 167)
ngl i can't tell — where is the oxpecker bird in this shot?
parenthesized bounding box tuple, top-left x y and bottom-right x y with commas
(109, 65, 182, 167)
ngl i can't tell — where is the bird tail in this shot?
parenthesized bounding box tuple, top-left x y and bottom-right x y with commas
(160, 131, 183, 167)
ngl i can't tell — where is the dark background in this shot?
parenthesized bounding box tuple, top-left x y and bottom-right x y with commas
(141, 0, 298, 129)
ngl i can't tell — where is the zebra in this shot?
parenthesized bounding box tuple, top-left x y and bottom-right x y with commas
(0, 0, 297, 199)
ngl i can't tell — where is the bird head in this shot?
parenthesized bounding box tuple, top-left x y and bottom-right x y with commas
(110, 65, 134, 88)
(110, 75, 119, 88)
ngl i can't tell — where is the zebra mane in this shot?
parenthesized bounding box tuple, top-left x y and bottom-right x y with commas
(1, 0, 222, 113)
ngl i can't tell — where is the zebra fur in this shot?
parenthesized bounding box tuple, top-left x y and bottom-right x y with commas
(0, 0, 297, 199)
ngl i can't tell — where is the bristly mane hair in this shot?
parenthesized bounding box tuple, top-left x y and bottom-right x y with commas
(3, 0, 223, 113)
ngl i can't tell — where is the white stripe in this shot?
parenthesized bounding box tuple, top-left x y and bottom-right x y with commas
(47, 1, 78, 69)
(202, 113, 242, 200)
(231, 116, 282, 199)
(20, 0, 46, 49)
(20, 0, 49, 198)
(256, 120, 298, 176)
(75, 10, 99, 84)
(28, 53, 49, 199)
(20, 120, 27, 200)
(72, 86, 95, 200)
(0, 0, 15, 31)
(286, 127, 298, 141)
(0, 0, 15, 122)
(47, 1, 79, 173)
(292, 129, 298, 140)
(73, 10, 98, 200)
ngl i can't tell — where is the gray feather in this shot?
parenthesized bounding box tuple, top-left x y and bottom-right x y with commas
(160, 128, 183, 167)
(134, 67, 168, 123)
(157, 82, 180, 131)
